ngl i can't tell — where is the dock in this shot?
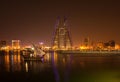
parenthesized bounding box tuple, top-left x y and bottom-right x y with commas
(57, 50, 120, 56)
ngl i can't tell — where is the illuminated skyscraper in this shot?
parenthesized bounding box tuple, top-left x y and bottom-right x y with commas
(52, 17, 72, 50)
(12, 40, 20, 50)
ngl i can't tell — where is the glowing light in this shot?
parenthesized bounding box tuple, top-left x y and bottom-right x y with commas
(39, 42, 44, 45)
(80, 46, 89, 50)
(31, 47, 34, 50)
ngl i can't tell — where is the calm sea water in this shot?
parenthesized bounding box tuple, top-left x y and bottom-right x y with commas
(0, 52, 120, 82)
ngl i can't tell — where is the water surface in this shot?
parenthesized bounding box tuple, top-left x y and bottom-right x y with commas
(0, 52, 120, 82)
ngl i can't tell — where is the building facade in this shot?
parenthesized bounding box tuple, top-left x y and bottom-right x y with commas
(52, 17, 72, 50)
(12, 40, 20, 50)
(0, 40, 7, 50)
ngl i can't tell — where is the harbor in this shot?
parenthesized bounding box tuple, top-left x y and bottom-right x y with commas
(0, 1, 120, 82)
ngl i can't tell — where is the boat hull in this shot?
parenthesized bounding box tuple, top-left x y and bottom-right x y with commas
(24, 57, 43, 61)
(22, 55, 44, 61)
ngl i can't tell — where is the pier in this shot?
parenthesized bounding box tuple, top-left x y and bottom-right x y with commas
(57, 50, 120, 56)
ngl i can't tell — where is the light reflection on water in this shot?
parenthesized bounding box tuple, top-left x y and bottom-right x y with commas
(0, 52, 22, 72)
(0, 52, 120, 82)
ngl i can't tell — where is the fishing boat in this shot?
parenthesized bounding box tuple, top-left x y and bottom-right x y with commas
(22, 44, 46, 61)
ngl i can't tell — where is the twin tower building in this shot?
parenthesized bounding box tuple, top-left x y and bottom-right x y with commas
(52, 17, 72, 50)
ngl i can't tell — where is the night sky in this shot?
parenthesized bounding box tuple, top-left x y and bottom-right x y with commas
(0, 0, 120, 46)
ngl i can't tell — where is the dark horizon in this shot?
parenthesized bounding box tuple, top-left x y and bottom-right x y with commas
(0, 0, 120, 46)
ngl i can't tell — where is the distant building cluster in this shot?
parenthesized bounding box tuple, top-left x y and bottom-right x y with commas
(0, 40, 20, 51)
(0, 17, 120, 52)
(79, 38, 120, 51)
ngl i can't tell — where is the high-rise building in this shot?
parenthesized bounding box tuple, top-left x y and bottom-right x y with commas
(0, 40, 7, 50)
(52, 17, 72, 50)
(84, 38, 89, 47)
(12, 40, 20, 50)
(0, 40, 7, 47)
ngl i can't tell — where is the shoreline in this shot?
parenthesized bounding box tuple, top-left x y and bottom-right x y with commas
(56, 50, 120, 56)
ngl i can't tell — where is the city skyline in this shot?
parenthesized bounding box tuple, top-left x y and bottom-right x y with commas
(0, 0, 120, 46)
